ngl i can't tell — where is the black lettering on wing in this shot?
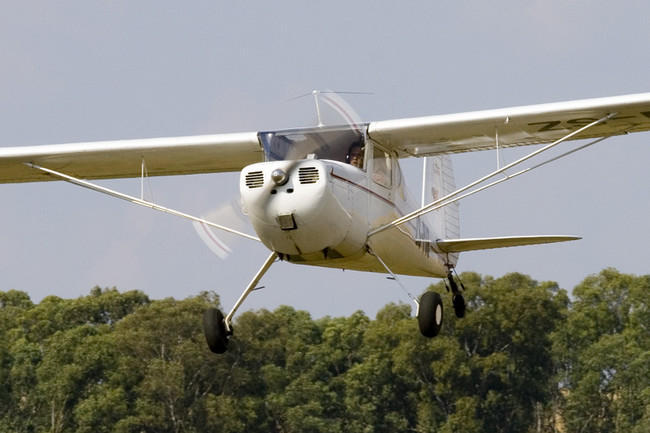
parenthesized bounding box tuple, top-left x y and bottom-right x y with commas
(528, 120, 563, 132)
(567, 118, 598, 129)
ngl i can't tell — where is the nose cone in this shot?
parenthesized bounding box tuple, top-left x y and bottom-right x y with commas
(240, 161, 351, 256)
(271, 168, 288, 186)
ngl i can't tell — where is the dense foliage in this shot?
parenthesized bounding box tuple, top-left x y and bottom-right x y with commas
(0, 268, 648, 432)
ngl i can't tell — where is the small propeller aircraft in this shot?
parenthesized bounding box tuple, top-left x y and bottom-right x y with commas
(2, 91, 650, 353)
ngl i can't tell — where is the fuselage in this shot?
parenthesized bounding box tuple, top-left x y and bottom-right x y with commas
(239, 125, 454, 278)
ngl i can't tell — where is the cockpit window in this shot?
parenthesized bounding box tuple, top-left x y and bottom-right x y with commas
(259, 125, 366, 166)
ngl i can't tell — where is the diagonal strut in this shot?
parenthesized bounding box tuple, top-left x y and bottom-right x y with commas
(24, 162, 260, 242)
(369, 113, 617, 237)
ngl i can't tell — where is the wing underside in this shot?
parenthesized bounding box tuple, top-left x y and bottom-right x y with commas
(0, 132, 263, 183)
(368, 93, 650, 157)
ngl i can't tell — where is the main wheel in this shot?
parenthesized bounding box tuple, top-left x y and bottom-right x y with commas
(203, 308, 229, 354)
(453, 293, 466, 319)
(418, 291, 443, 338)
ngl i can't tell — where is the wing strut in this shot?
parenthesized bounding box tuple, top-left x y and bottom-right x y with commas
(23, 162, 260, 243)
(369, 113, 617, 237)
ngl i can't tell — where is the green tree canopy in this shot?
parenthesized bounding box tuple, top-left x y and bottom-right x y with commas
(0, 269, 648, 432)
(554, 269, 650, 433)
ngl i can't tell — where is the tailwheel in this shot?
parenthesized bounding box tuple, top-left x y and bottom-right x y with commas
(418, 291, 444, 338)
(453, 293, 466, 318)
(203, 308, 230, 354)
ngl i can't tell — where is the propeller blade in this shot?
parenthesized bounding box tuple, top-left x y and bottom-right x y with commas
(193, 198, 253, 259)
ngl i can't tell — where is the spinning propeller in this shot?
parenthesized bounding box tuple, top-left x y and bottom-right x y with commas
(192, 90, 367, 259)
(192, 197, 253, 259)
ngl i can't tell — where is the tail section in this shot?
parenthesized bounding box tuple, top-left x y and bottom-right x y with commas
(422, 155, 460, 241)
(422, 155, 460, 268)
(422, 156, 581, 262)
(436, 235, 581, 253)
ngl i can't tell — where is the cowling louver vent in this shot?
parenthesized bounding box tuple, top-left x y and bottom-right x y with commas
(298, 167, 319, 184)
(245, 171, 264, 188)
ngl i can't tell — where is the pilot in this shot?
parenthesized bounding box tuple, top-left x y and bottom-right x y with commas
(347, 143, 364, 168)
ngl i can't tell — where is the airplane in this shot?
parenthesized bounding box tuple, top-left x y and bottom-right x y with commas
(2, 91, 650, 354)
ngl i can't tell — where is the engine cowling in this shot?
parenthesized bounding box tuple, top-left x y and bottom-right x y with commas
(240, 160, 366, 261)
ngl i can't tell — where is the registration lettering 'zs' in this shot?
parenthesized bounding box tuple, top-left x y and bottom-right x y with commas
(528, 113, 650, 133)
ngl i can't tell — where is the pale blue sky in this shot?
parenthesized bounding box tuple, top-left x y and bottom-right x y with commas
(2, 1, 649, 318)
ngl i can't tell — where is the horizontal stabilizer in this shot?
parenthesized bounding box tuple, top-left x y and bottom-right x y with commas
(436, 235, 581, 253)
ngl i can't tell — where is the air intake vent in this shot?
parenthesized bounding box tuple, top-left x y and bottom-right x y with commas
(245, 171, 264, 188)
(298, 167, 319, 184)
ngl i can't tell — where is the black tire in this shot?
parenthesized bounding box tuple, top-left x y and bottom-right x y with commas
(203, 308, 229, 354)
(418, 291, 443, 338)
(453, 293, 466, 319)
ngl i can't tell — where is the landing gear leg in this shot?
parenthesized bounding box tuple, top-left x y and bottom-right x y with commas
(369, 248, 444, 338)
(203, 252, 277, 354)
(448, 271, 466, 319)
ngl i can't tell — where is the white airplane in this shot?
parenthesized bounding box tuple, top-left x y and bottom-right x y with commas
(2, 92, 650, 354)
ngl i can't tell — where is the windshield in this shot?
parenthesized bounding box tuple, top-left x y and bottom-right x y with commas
(259, 125, 366, 165)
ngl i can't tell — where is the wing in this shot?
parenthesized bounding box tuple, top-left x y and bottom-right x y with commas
(0, 132, 263, 183)
(367, 93, 650, 157)
(3, 93, 650, 183)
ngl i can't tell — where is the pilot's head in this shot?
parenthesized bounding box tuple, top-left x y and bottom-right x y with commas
(347, 144, 364, 168)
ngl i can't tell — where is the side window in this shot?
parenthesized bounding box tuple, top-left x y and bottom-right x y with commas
(393, 159, 405, 199)
(372, 147, 392, 188)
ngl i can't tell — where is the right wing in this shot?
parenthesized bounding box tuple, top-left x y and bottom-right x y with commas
(368, 92, 650, 157)
(0, 132, 263, 184)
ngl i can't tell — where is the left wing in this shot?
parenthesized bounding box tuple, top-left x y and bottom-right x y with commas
(367, 93, 650, 157)
(0, 132, 262, 183)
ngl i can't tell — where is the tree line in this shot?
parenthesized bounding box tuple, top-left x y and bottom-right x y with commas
(0, 268, 648, 432)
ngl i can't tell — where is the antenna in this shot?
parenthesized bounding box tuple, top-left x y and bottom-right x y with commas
(287, 90, 373, 128)
(312, 90, 324, 127)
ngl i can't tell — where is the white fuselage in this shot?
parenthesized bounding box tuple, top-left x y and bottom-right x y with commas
(240, 152, 453, 278)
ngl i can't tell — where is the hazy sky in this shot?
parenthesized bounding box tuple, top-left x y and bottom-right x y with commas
(2, 1, 649, 319)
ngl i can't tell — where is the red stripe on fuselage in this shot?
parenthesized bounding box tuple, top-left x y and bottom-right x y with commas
(330, 171, 395, 208)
